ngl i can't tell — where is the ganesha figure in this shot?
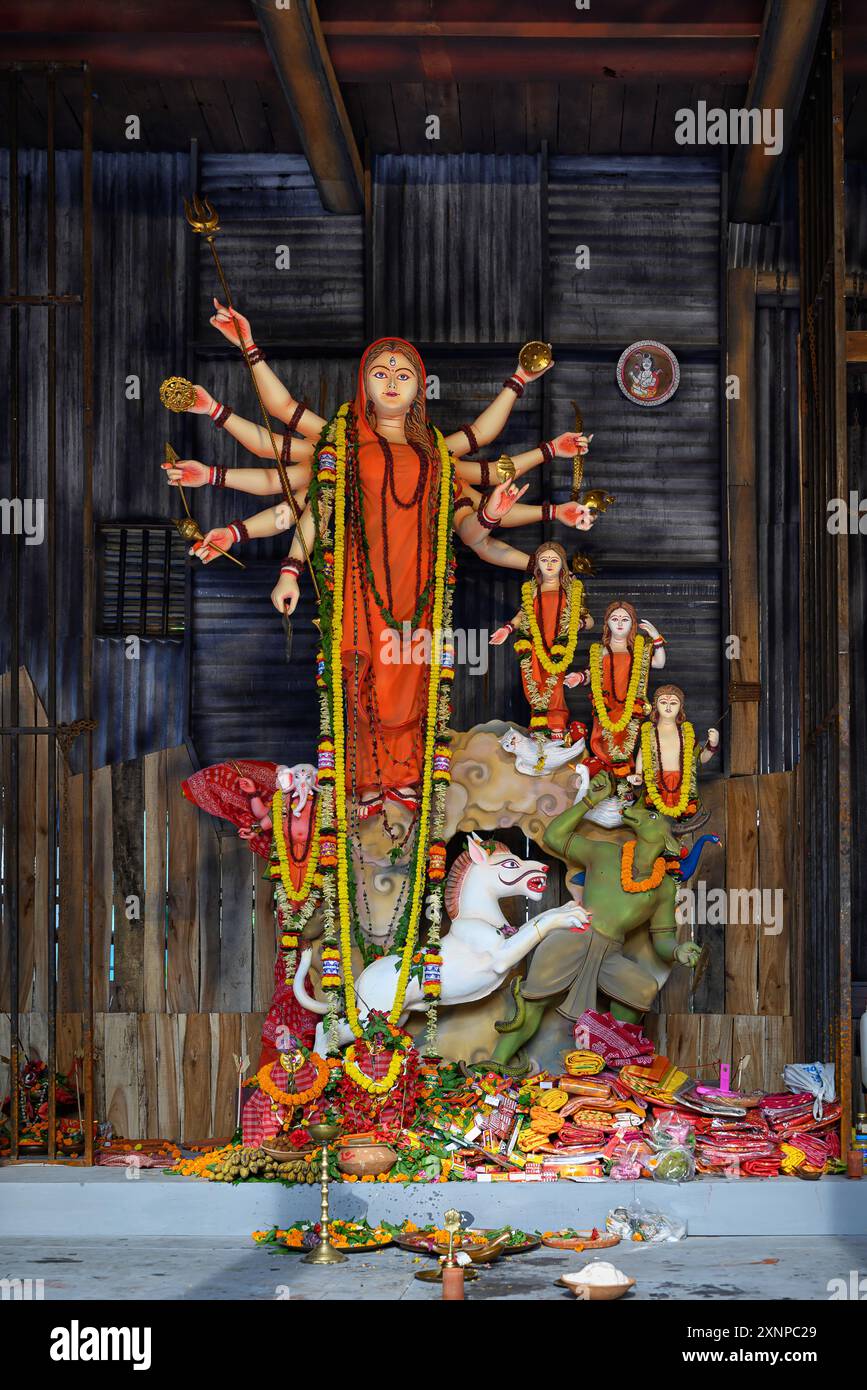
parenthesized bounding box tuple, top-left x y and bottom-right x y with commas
(490, 771, 710, 1073)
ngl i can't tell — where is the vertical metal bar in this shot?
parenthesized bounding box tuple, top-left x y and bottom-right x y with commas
(719, 150, 731, 781)
(139, 526, 150, 636)
(161, 528, 172, 637)
(117, 527, 128, 634)
(46, 65, 58, 1161)
(81, 61, 96, 1165)
(8, 68, 21, 1164)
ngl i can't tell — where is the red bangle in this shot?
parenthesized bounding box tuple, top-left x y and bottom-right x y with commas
(245, 344, 265, 365)
(228, 521, 250, 544)
(540, 440, 555, 464)
(281, 558, 303, 577)
(210, 402, 232, 429)
(209, 466, 227, 488)
(477, 502, 498, 530)
(542, 501, 554, 523)
(503, 376, 525, 397)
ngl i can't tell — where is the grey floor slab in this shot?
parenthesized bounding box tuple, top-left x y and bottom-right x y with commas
(1, 1236, 866, 1301)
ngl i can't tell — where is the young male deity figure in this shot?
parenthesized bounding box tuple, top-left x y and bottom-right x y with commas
(489, 542, 592, 739)
(585, 600, 666, 780)
(628, 684, 719, 820)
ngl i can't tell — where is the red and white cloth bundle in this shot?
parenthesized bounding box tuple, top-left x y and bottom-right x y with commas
(573, 1011, 655, 1068)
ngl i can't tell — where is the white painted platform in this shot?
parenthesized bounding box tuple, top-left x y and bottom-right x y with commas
(1, 1165, 864, 1238)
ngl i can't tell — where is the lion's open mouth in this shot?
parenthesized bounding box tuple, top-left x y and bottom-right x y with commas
(526, 874, 548, 893)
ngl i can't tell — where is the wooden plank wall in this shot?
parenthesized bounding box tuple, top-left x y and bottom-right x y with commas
(0, 1012, 265, 1145)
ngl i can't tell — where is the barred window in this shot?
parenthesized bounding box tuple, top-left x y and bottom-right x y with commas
(97, 523, 186, 639)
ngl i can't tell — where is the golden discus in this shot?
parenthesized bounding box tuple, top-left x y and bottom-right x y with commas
(495, 453, 517, 483)
(160, 376, 197, 413)
(518, 340, 553, 374)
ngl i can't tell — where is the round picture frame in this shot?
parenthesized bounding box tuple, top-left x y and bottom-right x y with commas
(616, 339, 680, 407)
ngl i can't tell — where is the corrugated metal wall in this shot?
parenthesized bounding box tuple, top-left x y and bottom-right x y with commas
(846, 160, 867, 983)
(729, 164, 802, 775)
(547, 156, 721, 345)
(372, 153, 542, 342)
(0, 150, 188, 770)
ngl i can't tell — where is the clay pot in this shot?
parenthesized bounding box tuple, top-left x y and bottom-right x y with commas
(336, 1140, 398, 1178)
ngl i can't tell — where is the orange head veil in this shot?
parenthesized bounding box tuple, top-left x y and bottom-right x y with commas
(354, 337, 431, 453)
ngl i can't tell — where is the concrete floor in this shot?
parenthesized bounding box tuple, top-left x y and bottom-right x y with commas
(3, 1235, 866, 1300)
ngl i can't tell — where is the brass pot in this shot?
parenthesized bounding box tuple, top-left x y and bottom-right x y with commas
(336, 1140, 398, 1178)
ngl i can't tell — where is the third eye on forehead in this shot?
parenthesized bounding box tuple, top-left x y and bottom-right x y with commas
(369, 358, 416, 377)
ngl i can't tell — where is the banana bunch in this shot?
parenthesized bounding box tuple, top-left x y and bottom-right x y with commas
(206, 1145, 317, 1184)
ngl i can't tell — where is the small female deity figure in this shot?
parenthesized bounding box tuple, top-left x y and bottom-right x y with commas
(490, 542, 592, 740)
(586, 600, 666, 780)
(628, 684, 719, 819)
(629, 351, 662, 401)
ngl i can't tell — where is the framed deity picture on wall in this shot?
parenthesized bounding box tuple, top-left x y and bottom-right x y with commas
(616, 339, 680, 407)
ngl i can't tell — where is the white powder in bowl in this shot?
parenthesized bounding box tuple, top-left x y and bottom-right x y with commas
(567, 1260, 630, 1286)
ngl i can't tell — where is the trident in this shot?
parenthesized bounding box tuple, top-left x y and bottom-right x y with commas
(183, 194, 320, 650)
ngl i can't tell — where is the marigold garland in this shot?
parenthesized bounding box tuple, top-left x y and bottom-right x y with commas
(323, 409, 454, 1054)
(271, 789, 322, 906)
(520, 578, 584, 675)
(640, 720, 697, 820)
(589, 633, 648, 734)
(256, 1053, 336, 1108)
(620, 839, 666, 893)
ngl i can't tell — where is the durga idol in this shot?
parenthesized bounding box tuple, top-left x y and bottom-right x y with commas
(166, 314, 597, 817)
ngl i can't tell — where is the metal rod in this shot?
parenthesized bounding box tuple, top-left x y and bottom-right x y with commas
(47, 65, 58, 1161)
(81, 61, 96, 1166)
(8, 67, 21, 1165)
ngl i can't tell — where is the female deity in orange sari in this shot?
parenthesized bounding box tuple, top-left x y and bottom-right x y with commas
(490, 541, 592, 739)
(167, 318, 598, 817)
(585, 600, 666, 780)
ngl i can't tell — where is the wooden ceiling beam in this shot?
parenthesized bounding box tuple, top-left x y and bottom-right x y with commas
(728, 0, 826, 223)
(246, 1, 363, 213)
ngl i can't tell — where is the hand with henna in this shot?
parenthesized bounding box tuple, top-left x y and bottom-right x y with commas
(190, 527, 236, 564)
(210, 297, 253, 348)
(162, 458, 210, 488)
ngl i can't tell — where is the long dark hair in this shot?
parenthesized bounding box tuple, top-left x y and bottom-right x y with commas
(532, 541, 571, 595)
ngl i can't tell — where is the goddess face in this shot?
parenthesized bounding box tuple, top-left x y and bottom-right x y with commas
(365, 352, 418, 420)
(655, 690, 683, 722)
(536, 548, 563, 582)
(607, 607, 633, 642)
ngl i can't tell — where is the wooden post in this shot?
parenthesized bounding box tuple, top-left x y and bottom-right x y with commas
(726, 266, 760, 775)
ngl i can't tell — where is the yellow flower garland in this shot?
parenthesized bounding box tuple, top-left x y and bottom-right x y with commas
(640, 720, 697, 819)
(344, 1044, 406, 1095)
(520, 578, 584, 675)
(589, 633, 648, 734)
(271, 789, 322, 905)
(331, 413, 453, 1044)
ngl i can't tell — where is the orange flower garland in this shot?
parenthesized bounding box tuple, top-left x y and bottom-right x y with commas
(256, 1053, 338, 1108)
(619, 839, 666, 893)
